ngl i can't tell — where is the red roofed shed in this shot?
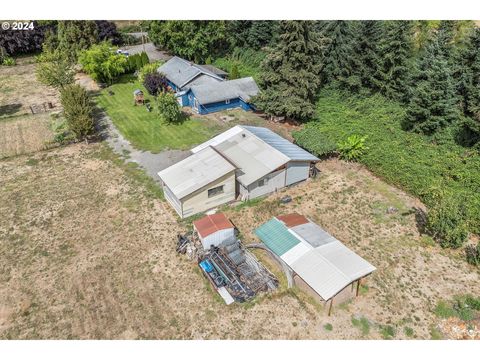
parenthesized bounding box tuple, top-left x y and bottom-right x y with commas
(276, 213, 309, 228)
(193, 213, 235, 249)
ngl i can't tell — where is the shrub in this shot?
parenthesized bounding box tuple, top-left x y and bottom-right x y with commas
(126, 52, 149, 73)
(60, 84, 95, 141)
(426, 193, 469, 248)
(351, 316, 370, 336)
(2, 56, 16, 66)
(293, 129, 337, 158)
(404, 327, 414, 337)
(157, 92, 182, 123)
(337, 134, 369, 161)
(465, 242, 480, 266)
(143, 73, 168, 97)
(379, 325, 396, 339)
(323, 323, 333, 331)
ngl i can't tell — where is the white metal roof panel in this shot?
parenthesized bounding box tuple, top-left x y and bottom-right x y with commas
(290, 222, 337, 248)
(280, 242, 311, 265)
(191, 126, 243, 154)
(291, 250, 351, 301)
(315, 242, 377, 281)
(157, 147, 235, 199)
(214, 129, 289, 186)
(242, 126, 319, 162)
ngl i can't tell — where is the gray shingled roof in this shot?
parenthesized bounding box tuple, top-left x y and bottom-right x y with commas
(196, 64, 228, 77)
(157, 56, 222, 89)
(190, 77, 259, 105)
(242, 126, 319, 162)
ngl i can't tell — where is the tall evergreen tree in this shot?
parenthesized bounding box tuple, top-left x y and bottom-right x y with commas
(48, 21, 98, 63)
(457, 28, 480, 146)
(254, 21, 322, 121)
(404, 34, 459, 135)
(354, 20, 383, 91)
(318, 21, 360, 90)
(228, 21, 280, 50)
(378, 20, 414, 102)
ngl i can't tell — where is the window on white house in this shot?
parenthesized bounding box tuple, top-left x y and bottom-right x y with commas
(208, 185, 224, 198)
(258, 178, 268, 187)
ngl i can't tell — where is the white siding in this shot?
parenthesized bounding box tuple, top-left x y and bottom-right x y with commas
(245, 168, 286, 199)
(285, 161, 310, 186)
(200, 228, 236, 250)
(163, 185, 182, 217)
(181, 171, 236, 218)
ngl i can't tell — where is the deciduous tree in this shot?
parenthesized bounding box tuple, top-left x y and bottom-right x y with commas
(36, 53, 75, 90)
(78, 42, 127, 84)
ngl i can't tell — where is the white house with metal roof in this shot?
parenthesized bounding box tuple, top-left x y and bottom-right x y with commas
(158, 126, 318, 217)
(255, 213, 376, 310)
(157, 56, 259, 114)
(192, 125, 319, 200)
(157, 147, 236, 218)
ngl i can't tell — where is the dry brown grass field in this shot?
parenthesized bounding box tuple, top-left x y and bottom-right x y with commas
(0, 113, 54, 159)
(1, 142, 479, 339)
(0, 58, 59, 159)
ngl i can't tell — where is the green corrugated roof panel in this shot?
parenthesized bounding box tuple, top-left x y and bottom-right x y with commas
(254, 218, 300, 256)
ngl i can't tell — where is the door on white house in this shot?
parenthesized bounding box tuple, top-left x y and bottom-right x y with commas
(193, 98, 199, 112)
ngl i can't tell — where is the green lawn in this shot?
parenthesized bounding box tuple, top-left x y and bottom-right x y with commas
(95, 76, 224, 152)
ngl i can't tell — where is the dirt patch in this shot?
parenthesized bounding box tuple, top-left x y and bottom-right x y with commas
(1, 145, 479, 339)
(0, 59, 60, 117)
(75, 72, 100, 92)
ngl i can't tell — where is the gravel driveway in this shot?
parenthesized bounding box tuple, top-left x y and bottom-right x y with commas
(97, 114, 190, 183)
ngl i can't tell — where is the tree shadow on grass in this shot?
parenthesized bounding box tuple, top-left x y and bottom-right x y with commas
(0, 103, 22, 117)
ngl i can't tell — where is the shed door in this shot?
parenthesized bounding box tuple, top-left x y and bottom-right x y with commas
(285, 162, 310, 186)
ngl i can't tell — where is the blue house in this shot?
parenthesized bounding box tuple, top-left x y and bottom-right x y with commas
(157, 56, 259, 114)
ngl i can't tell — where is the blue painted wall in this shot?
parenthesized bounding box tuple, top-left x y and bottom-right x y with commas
(196, 98, 254, 114)
(167, 80, 179, 92)
(177, 89, 254, 114)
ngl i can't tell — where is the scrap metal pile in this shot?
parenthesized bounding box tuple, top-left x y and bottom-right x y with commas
(176, 231, 278, 303)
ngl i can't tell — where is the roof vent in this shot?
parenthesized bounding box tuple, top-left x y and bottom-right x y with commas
(242, 134, 246, 138)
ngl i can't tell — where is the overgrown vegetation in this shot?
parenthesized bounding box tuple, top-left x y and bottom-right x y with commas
(212, 48, 265, 81)
(293, 89, 480, 239)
